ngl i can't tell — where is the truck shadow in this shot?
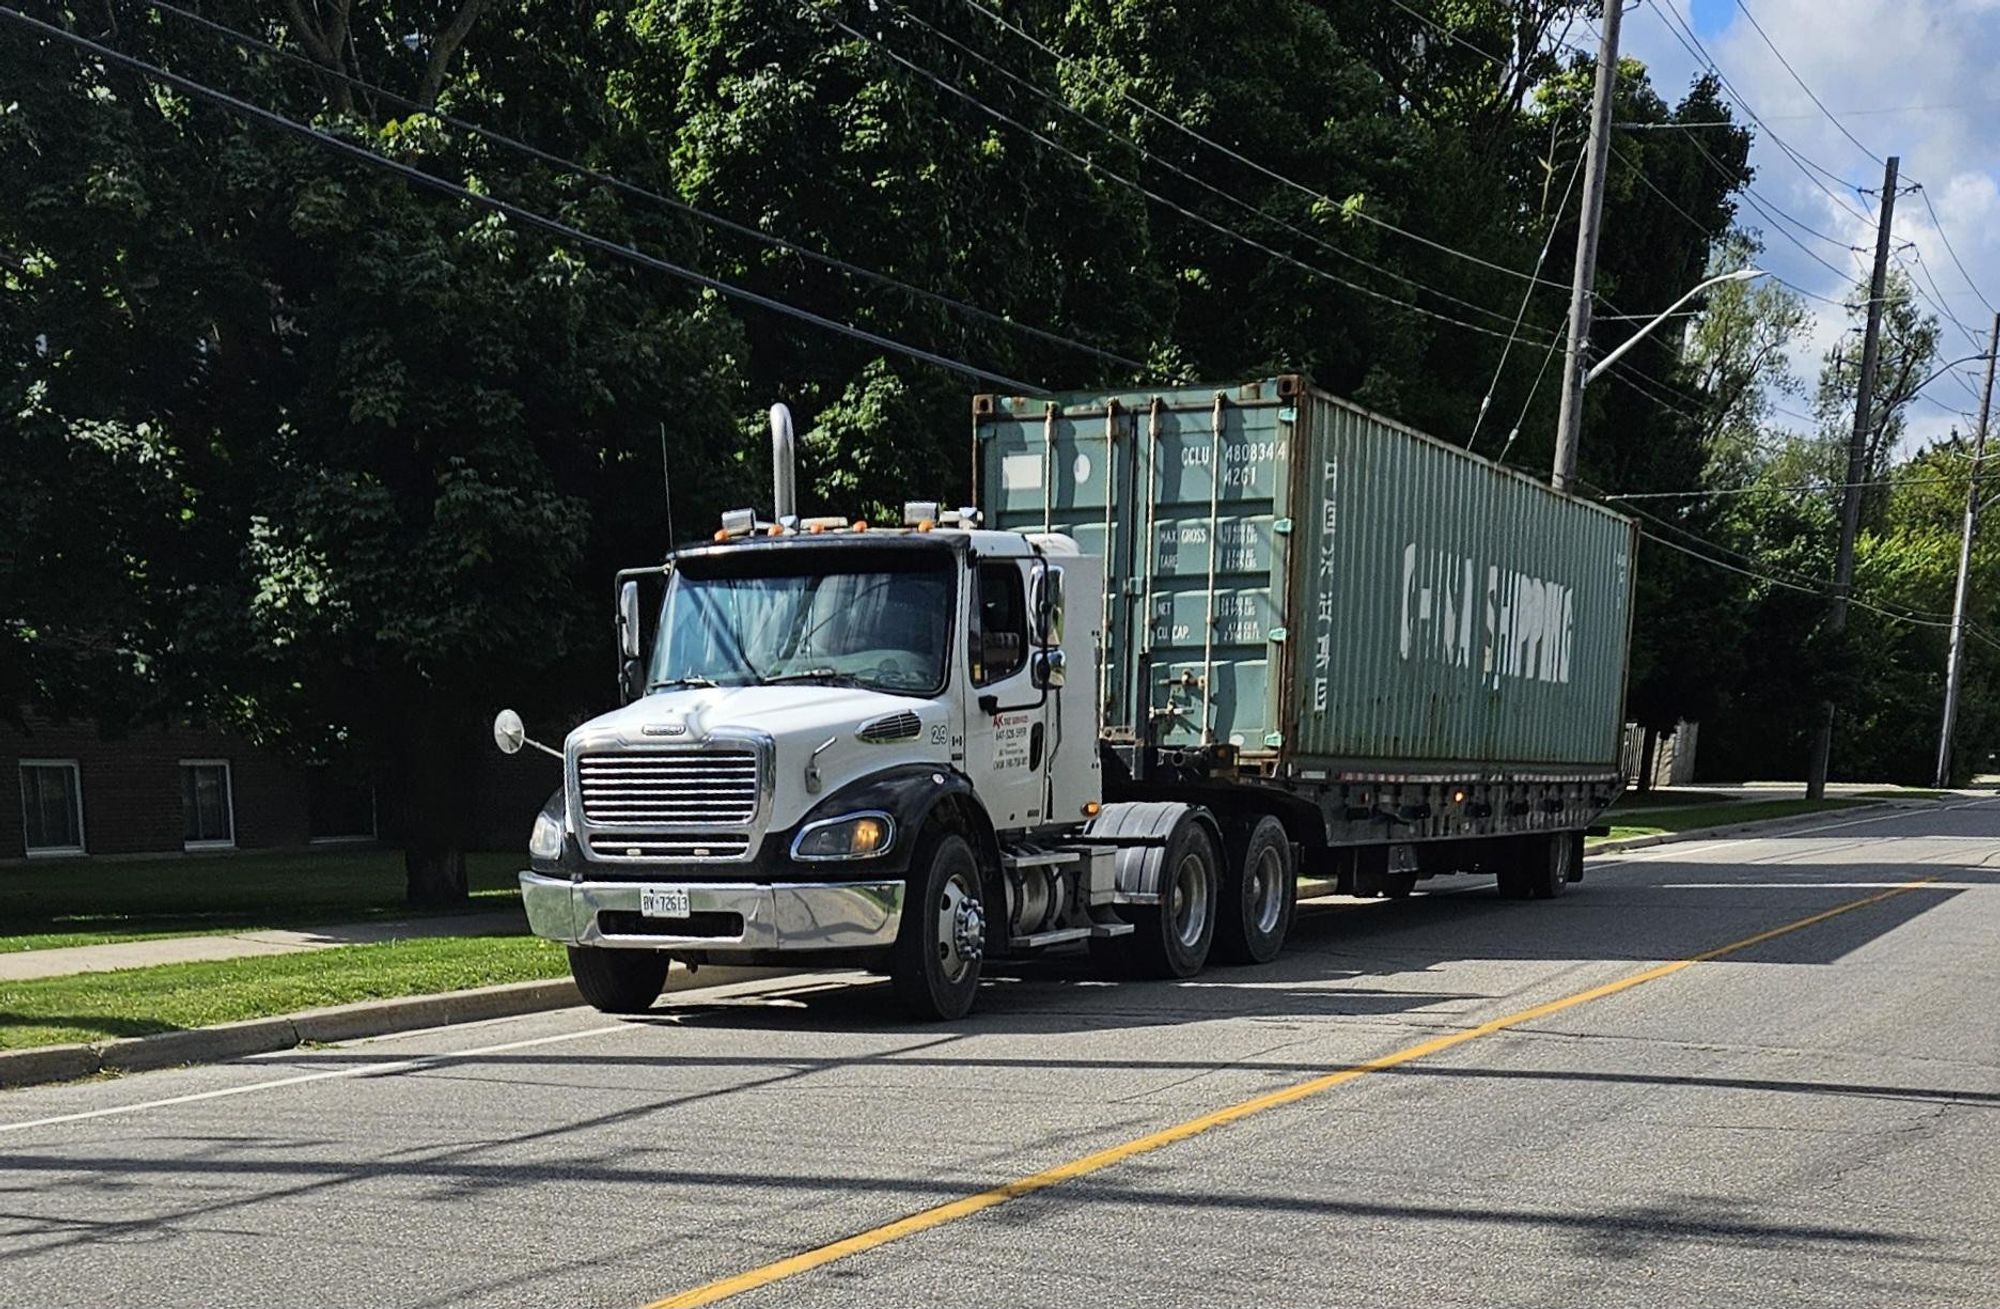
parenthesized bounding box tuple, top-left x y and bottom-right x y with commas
(625, 863, 1974, 1038)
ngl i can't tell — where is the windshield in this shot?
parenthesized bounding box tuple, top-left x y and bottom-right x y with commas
(649, 547, 955, 696)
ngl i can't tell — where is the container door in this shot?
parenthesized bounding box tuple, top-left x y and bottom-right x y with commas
(1131, 394, 1287, 751)
(981, 402, 1136, 736)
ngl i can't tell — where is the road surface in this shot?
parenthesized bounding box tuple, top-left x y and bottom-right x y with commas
(4, 801, 1996, 1307)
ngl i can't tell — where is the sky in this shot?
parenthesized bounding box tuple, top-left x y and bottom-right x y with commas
(1614, 0, 2000, 452)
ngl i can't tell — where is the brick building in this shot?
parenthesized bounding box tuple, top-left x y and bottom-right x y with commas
(4, 709, 559, 862)
(2, 711, 377, 860)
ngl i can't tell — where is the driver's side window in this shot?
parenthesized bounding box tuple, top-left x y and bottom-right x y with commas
(972, 562, 1027, 687)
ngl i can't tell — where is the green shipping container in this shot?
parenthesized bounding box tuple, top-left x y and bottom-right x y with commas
(974, 376, 1636, 776)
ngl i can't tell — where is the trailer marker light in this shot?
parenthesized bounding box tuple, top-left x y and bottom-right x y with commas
(853, 520, 870, 532)
(1082, 801, 1101, 817)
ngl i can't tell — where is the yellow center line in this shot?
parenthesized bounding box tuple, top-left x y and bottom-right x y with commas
(645, 874, 1944, 1308)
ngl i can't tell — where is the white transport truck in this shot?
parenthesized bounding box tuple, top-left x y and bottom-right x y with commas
(496, 381, 1636, 1020)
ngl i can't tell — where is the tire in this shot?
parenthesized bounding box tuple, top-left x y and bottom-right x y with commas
(889, 829, 986, 1020)
(567, 946, 670, 1014)
(1496, 834, 1575, 901)
(1382, 872, 1417, 900)
(1128, 813, 1220, 978)
(1212, 815, 1296, 965)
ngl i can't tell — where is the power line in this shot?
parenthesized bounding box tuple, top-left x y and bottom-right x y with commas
(1604, 135, 1857, 303)
(0, 5, 1039, 393)
(836, 18, 1554, 347)
(1720, 0, 1990, 323)
(1606, 474, 1962, 500)
(1914, 184, 1995, 317)
(956, 0, 1573, 292)
(142, 0, 1143, 373)
(1641, 4, 1876, 230)
(1638, 527, 1997, 645)
(1470, 138, 1588, 452)
(1731, 0, 1885, 166)
(876, 5, 1538, 334)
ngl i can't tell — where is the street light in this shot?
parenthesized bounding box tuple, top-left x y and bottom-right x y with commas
(1583, 268, 1768, 387)
(1552, 268, 1766, 489)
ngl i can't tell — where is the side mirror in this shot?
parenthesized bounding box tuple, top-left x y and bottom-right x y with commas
(617, 580, 642, 661)
(492, 708, 561, 760)
(1032, 565, 1065, 647)
(1033, 648, 1068, 689)
(493, 708, 526, 755)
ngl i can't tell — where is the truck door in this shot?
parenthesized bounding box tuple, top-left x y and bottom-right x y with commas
(964, 556, 1049, 831)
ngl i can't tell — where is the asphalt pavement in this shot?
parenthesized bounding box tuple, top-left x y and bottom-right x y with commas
(3, 801, 1996, 1308)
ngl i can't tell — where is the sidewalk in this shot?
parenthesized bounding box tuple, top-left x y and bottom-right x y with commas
(0, 909, 527, 983)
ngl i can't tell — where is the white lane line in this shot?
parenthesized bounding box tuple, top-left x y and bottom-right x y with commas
(1588, 798, 2000, 867)
(0, 967, 879, 1134)
(0, 1022, 637, 1135)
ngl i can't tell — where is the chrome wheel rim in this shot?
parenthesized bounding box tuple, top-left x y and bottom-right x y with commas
(1248, 843, 1285, 935)
(935, 869, 982, 983)
(1171, 850, 1210, 948)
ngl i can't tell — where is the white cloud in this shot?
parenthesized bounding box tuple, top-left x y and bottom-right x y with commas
(1620, 0, 2000, 453)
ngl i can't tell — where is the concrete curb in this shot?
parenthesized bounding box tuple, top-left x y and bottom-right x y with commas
(0, 977, 583, 1089)
(1586, 799, 1896, 855)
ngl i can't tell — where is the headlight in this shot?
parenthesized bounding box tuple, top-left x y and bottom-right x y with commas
(790, 811, 895, 861)
(528, 799, 566, 862)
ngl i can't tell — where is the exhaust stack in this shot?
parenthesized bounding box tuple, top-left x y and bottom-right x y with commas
(770, 403, 797, 524)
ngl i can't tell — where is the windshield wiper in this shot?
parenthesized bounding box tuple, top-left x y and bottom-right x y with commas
(648, 675, 720, 691)
(761, 668, 863, 686)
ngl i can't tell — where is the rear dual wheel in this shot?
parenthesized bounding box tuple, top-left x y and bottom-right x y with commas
(1102, 812, 1221, 979)
(1496, 832, 1582, 900)
(1213, 815, 1296, 965)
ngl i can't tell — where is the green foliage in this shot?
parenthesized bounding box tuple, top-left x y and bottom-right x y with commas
(20, 1, 1964, 862)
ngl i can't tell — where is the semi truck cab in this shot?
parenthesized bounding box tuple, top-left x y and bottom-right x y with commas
(497, 505, 1219, 1020)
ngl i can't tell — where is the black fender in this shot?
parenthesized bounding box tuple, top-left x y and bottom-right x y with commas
(784, 764, 998, 878)
(1084, 800, 1222, 902)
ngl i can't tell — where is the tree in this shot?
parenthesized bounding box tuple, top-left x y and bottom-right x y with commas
(2, 3, 752, 902)
(1812, 267, 1941, 527)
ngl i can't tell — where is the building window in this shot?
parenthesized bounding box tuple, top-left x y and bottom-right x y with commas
(20, 761, 85, 855)
(181, 759, 236, 849)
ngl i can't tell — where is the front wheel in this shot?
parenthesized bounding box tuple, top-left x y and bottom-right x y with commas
(888, 829, 986, 1020)
(567, 946, 670, 1014)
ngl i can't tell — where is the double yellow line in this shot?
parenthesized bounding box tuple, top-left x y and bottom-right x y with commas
(649, 874, 1942, 1307)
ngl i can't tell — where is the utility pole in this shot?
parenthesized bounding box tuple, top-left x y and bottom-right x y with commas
(1551, 0, 1623, 492)
(1934, 312, 2000, 787)
(1806, 154, 1899, 800)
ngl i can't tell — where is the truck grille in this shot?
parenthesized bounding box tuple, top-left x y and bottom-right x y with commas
(577, 750, 761, 827)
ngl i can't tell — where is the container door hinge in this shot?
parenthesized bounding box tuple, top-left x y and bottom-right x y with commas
(1263, 732, 1285, 748)
(1266, 626, 1288, 642)
(1272, 517, 1294, 535)
(1277, 406, 1298, 424)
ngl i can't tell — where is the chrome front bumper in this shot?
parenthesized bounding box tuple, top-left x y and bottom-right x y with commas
(519, 871, 905, 953)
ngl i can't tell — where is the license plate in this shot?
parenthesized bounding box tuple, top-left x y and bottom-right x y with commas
(639, 886, 691, 919)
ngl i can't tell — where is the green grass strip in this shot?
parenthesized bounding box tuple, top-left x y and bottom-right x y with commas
(1591, 797, 1869, 847)
(0, 934, 570, 1051)
(0, 851, 524, 952)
